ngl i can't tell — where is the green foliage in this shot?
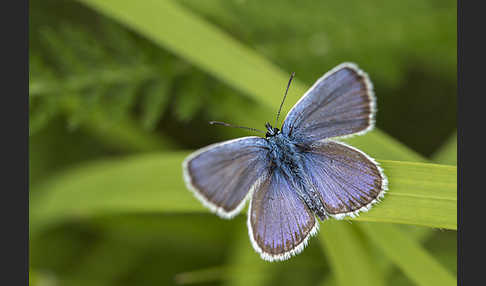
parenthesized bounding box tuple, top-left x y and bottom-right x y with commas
(432, 130, 458, 165)
(30, 0, 456, 286)
(359, 222, 456, 286)
(29, 16, 255, 140)
(320, 221, 385, 286)
(179, 0, 456, 84)
(178, 0, 457, 156)
(30, 21, 170, 134)
(30, 155, 456, 236)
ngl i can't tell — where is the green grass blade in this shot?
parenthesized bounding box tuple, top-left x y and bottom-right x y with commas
(77, 0, 424, 163)
(431, 131, 457, 165)
(30, 153, 457, 236)
(78, 0, 303, 108)
(353, 160, 456, 229)
(319, 222, 385, 286)
(223, 225, 273, 286)
(358, 222, 456, 286)
(343, 130, 425, 162)
(319, 133, 456, 286)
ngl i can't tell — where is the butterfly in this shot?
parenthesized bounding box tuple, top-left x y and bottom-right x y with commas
(182, 63, 387, 262)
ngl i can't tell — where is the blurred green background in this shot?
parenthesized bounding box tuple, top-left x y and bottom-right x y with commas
(29, 0, 457, 285)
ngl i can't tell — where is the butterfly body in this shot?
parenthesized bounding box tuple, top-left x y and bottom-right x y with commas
(183, 63, 387, 261)
(265, 129, 328, 220)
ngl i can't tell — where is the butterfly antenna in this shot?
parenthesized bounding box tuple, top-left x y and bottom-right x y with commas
(209, 121, 266, 134)
(275, 72, 295, 128)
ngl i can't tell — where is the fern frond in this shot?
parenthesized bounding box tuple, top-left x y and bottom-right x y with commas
(30, 20, 178, 136)
(29, 18, 254, 139)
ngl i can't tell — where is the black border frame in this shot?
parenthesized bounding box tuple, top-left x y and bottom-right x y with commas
(458, 0, 483, 284)
(2, 0, 29, 285)
(3, 0, 472, 285)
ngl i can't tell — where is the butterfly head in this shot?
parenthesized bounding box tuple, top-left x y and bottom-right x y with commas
(265, 122, 280, 138)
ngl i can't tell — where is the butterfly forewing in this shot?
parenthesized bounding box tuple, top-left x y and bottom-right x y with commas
(282, 63, 374, 142)
(249, 168, 318, 261)
(183, 137, 270, 218)
(302, 141, 387, 218)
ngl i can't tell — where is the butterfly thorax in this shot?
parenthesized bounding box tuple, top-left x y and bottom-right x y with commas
(266, 133, 302, 170)
(265, 132, 328, 220)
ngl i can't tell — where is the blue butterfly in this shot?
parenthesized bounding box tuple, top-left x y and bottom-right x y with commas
(183, 63, 387, 261)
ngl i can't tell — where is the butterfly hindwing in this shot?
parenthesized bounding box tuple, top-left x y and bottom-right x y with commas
(301, 140, 387, 218)
(248, 168, 318, 261)
(282, 63, 375, 142)
(183, 136, 270, 218)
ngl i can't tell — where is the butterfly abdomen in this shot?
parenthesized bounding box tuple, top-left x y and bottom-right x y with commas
(266, 133, 327, 220)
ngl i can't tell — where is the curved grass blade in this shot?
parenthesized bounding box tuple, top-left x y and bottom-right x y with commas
(431, 130, 457, 165)
(319, 221, 385, 286)
(30, 153, 457, 237)
(223, 223, 273, 286)
(353, 160, 456, 229)
(77, 0, 424, 163)
(318, 139, 455, 286)
(359, 222, 456, 286)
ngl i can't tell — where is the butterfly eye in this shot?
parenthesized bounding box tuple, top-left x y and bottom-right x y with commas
(265, 122, 277, 138)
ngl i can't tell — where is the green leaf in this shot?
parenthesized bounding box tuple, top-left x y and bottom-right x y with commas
(30, 153, 456, 236)
(178, 0, 456, 85)
(318, 133, 456, 286)
(140, 80, 170, 130)
(319, 154, 451, 286)
(358, 222, 456, 286)
(319, 222, 385, 286)
(223, 226, 273, 286)
(352, 160, 456, 229)
(431, 131, 457, 165)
